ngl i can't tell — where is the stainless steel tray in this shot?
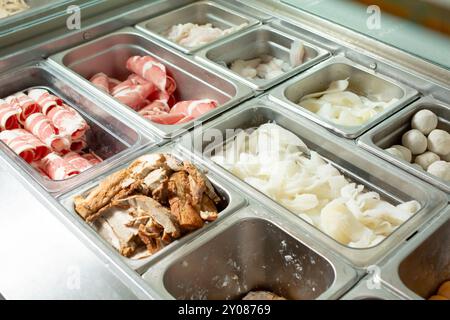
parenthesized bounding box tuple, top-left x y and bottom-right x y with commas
(135, 0, 260, 54)
(358, 96, 450, 201)
(59, 143, 247, 273)
(339, 275, 404, 300)
(0, 60, 157, 196)
(179, 96, 448, 268)
(142, 204, 359, 300)
(269, 55, 419, 139)
(195, 24, 330, 91)
(48, 27, 254, 140)
(377, 206, 449, 300)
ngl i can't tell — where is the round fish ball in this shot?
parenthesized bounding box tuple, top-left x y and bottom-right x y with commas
(438, 281, 450, 299)
(442, 152, 450, 162)
(391, 145, 412, 162)
(385, 147, 405, 160)
(427, 129, 450, 156)
(411, 109, 438, 135)
(402, 129, 427, 155)
(427, 161, 450, 181)
(414, 151, 440, 170)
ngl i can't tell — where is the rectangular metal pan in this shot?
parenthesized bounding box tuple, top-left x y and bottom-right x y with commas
(142, 204, 359, 300)
(339, 275, 404, 300)
(0, 60, 156, 196)
(269, 55, 419, 139)
(135, 1, 259, 54)
(378, 206, 449, 300)
(358, 96, 450, 201)
(49, 27, 254, 140)
(59, 143, 247, 273)
(195, 24, 330, 91)
(179, 96, 447, 268)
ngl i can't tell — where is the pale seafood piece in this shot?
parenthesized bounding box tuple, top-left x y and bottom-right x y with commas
(212, 122, 421, 247)
(427, 129, 450, 156)
(411, 109, 438, 135)
(402, 129, 427, 155)
(427, 161, 450, 181)
(289, 40, 305, 67)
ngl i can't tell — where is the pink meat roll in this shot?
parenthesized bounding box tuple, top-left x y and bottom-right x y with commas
(38, 152, 80, 180)
(165, 76, 177, 95)
(0, 99, 20, 131)
(24, 113, 70, 153)
(139, 100, 170, 115)
(108, 77, 121, 92)
(63, 151, 93, 172)
(5, 93, 40, 123)
(147, 90, 176, 107)
(89, 73, 110, 93)
(46, 104, 88, 141)
(81, 152, 102, 166)
(27, 89, 63, 115)
(170, 99, 218, 118)
(145, 113, 186, 125)
(126, 56, 167, 92)
(70, 136, 87, 153)
(113, 83, 156, 110)
(0, 129, 50, 163)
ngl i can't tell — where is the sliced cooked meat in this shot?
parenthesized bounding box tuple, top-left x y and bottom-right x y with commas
(184, 162, 221, 204)
(164, 153, 184, 171)
(128, 153, 167, 179)
(93, 204, 140, 257)
(113, 195, 181, 240)
(242, 291, 286, 300)
(168, 171, 204, 232)
(138, 224, 166, 254)
(74, 168, 129, 219)
(200, 194, 219, 221)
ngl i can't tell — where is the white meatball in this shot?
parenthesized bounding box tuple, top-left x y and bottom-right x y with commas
(402, 129, 427, 155)
(414, 151, 440, 170)
(385, 147, 405, 160)
(427, 161, 450, 181)
(411, 109, 438, 135)
(391, 145, 412, 162)
(427, 129, 450, 156)
(442, 152, 450, 162)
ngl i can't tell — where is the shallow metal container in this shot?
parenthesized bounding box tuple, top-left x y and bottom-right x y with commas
(59, 143, 246, 273)
(269, 56, 419, 139)
(339, 275, 404, 300)
(378, 206, 449, 300)
(135, 1, 259, 54)
(195, 24, 330, 91)
(0, 61, 155, 196)
(358, 96, 450, 201)
(179, 96, 447, 268)
(142, 205, 359, 300)
(49, 27, 253, 140)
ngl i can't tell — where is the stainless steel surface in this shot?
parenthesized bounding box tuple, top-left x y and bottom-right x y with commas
(0, 60, 157, 196)
(339, 275, 403, 300)
(49, 27, 254, 140)
(195, 24, 330, 91)
(358, 96, 450, 200)
(241, 0, 450, 88)
(58, 143, 246, 273)
(0, 0, 69, 25)
(269, 56, 419, 139)
(0, 167, 138, 300)
(378, 206, 449, 300)
(215, 0, 273, 22)
(135, 1, 259, 54)
(180, 96, 448, 268)
(142, 205, 359, 300)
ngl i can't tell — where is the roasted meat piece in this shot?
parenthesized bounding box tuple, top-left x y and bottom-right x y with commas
(168, 170, 205, 232)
